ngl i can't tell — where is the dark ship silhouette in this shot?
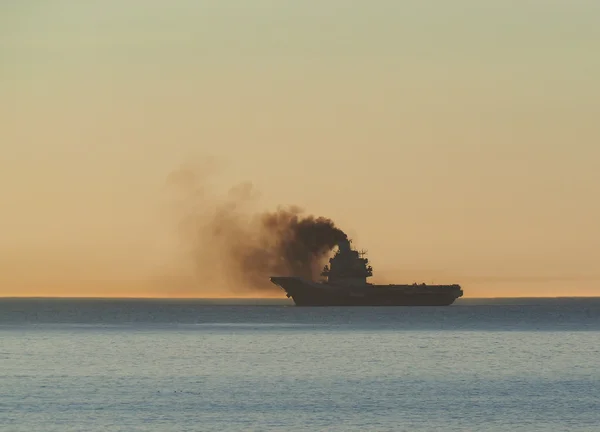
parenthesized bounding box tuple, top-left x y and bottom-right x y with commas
(270, 238, 463, 306)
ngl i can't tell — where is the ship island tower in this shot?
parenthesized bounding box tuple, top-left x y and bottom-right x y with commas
(320, 239, 373, 286)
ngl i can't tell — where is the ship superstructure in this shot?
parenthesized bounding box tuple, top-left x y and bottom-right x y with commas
(270, 238, 463, 306)
(320, 239, 373, 285)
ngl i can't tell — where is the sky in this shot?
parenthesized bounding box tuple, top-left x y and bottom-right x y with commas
(1, 1, 599, 297)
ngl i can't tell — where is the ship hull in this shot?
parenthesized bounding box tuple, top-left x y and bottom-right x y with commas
(270, 277, 463, 307)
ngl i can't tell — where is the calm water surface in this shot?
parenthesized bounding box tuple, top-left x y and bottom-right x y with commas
(1, 298, 599, 431)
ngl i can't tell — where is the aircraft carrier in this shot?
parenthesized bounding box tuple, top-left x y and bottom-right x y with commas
(270, 239, 463, 306)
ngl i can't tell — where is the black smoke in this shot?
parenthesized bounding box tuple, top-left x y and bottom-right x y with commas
(167, 167, 347, 294)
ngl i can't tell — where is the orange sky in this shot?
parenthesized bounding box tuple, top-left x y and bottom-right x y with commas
(1, 2, 599, 298)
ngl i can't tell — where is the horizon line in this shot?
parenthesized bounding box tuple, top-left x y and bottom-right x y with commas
(1, 295, 599, 300)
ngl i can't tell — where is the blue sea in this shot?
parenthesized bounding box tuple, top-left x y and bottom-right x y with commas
(1, 298, 599, 431)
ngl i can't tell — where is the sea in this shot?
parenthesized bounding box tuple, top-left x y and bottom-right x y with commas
(1, 297, 599, 432)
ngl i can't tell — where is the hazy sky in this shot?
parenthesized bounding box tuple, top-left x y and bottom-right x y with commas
(2, 1, 599, 297)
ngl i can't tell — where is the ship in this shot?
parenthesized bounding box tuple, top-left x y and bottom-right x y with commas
(270, 238, 463, 306)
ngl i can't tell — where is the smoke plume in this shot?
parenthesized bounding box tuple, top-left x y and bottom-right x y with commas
(166, 166, 347, 295)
